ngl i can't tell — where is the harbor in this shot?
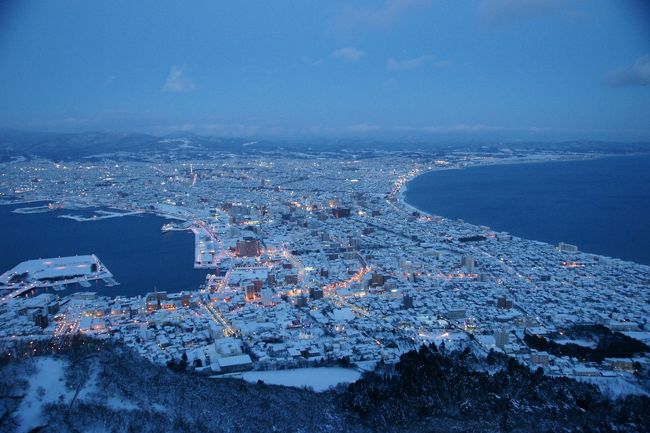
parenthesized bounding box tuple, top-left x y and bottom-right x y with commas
(0, 203, 209, 297)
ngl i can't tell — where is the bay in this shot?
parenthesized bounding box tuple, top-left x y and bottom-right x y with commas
(0, 203, 208, 297)
(405, 155, 650, 265)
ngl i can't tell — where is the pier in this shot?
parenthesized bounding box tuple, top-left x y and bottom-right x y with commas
(0, 254, 117, 304)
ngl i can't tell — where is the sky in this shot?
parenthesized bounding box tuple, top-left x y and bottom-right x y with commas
(0, 0, 649, 142)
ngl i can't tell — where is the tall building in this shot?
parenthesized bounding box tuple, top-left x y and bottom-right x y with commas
(245, 285, 260, 301)
(497, 296, 513, 310)
(261, 288, 273, 306)
(495, 330, 509, 348)
(460, 254, 475, 273)
(236, 238, 261, 257)
(34, 313, 49, 329)
(227, 226, 240, 238)
(309, 287, 324, 300)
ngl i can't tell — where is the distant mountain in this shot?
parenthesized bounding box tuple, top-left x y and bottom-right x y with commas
(1, 129, 649, 161)
(0, 129, 253, 161)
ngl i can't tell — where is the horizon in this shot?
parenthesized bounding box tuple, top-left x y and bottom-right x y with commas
(1, 1, 649, 142)
(3, 127, 650, 146)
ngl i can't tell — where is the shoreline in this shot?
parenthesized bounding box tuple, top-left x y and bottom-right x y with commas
(399, 151, 648, 217)
(0, 205, 206, 298)
(398, 153, 608, 218)
(397, 152, 650, 267)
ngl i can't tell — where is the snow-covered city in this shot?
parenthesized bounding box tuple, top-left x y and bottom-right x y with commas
(1, 145, 648, 405)
(2, 2, 650, 429)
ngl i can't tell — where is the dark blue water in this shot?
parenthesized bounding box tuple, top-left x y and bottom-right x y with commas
(405, 155, 650, 265)
(0, 203, 208, 296)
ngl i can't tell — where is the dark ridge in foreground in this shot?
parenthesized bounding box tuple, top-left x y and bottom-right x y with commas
(0, 338, 365, 433)
(0, 337, 648, 432)
(346, 344, 650, 432)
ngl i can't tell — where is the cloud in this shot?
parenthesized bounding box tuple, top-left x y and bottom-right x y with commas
(478, 0, 566, 25)
(162, 65, 195, 92)
(604, 55, 650, 87)
(335, 0, 430, 30)
(387, 55, 450, 71)
(331, 47, 364, 62)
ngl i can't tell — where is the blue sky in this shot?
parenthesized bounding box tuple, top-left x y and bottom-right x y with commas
(0, 0, 649, 141)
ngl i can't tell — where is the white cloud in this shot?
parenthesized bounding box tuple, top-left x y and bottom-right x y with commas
(605, 55, 650, 87)
(331, 47, 364, 62)
(387, 55, 450, 71)
(162, 65, 195, 92)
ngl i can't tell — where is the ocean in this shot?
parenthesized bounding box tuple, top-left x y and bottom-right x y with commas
(0, 203, 208, 297)
(404, 154, 650, 265)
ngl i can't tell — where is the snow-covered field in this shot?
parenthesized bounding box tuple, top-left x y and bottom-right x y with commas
(15, 357, 72, 433)
(12, 355, 151, 432)
(238, 367, 362, 392)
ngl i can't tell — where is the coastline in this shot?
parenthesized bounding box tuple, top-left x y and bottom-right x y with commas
(397, 152, 650, 266)
(398, 152, 610, 218)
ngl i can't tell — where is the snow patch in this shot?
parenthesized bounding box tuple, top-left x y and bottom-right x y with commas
(15, 357, 72, 433)
(238, 367, 361, 392)
(575, 376, 650, 398)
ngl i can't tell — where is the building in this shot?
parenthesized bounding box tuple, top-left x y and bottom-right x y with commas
(460, 254, 475, 273)
(34, 313, 49, 329)
(145, 291, 168, 311)
(213, 338, 253, 372)
(370, 273, 385, 287)
(445, 309, 466, 320)
(226, 226, 240, 238)
(295, 295, 308, 307)
(605, 358, 637, 372)
(497, 296, 513, 310)
(494, 330, 509, 348)
(19, 293, 59, 316)
(245, 285, 259, 301)
(216, 354, 253, 373)
(236, 238, 261, 257)
(558, 242, 578, 253)
(331, 207, 351, 218)
(261, 288, 274, 306)
(0, 254, 107, 287)
(530, 352, 549, 366)
(309, 287, 324, 300)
